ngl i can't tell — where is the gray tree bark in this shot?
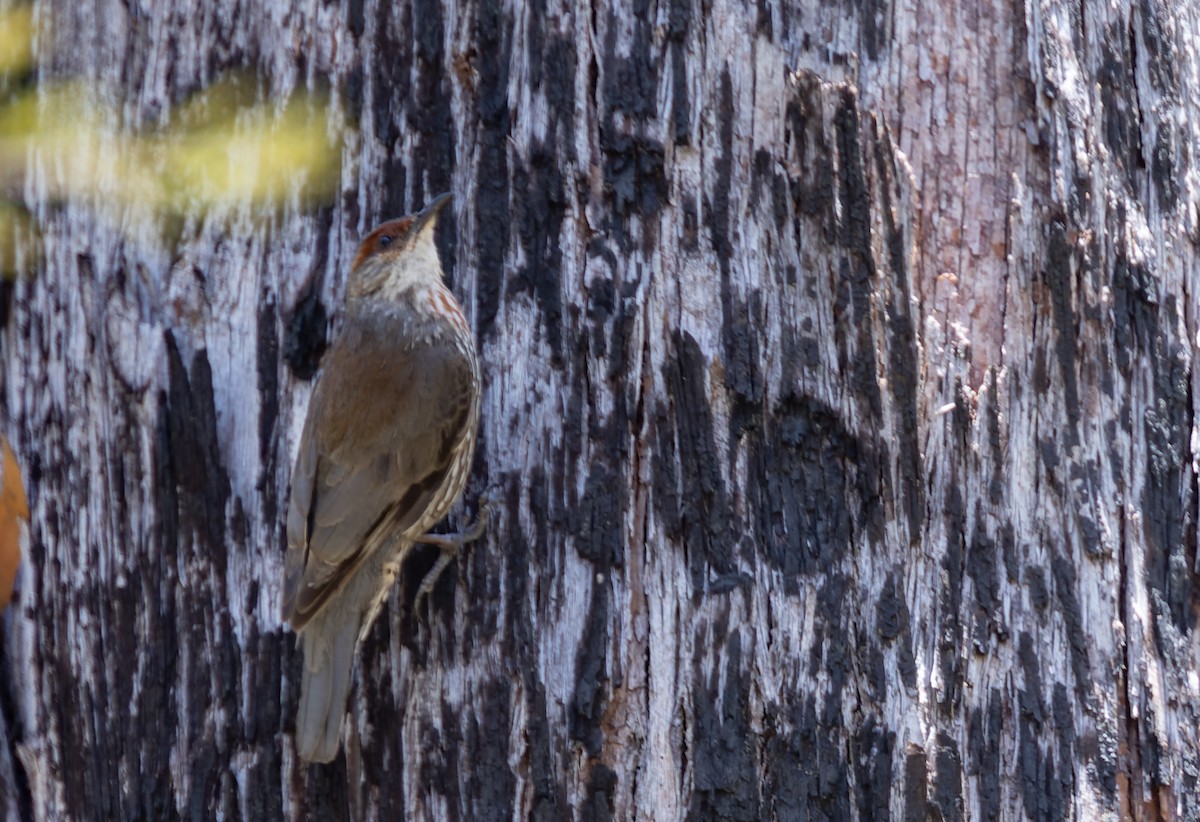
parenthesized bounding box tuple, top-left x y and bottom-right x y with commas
(0, 0, 1197, 819)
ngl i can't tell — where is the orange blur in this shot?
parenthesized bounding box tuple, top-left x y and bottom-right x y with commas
(0, 436, 26, 611)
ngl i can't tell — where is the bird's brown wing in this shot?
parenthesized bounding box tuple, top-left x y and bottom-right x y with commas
(282, 331, 475, 630)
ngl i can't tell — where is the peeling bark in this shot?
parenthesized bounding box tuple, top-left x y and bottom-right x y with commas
(1, 0, 1198, 819)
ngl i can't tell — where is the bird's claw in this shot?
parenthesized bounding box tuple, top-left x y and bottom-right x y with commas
(413, 552, 454, 613)
(412, 493, 494, 613)
(462, 493, 494, 542)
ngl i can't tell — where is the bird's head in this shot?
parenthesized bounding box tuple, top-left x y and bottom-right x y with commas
(346, 193, 452, 302)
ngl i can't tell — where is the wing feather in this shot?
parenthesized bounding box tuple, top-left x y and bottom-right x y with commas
(282, 311, 475, 629)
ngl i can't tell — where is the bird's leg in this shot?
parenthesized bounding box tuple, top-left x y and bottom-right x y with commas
(411, 495, 493, 610)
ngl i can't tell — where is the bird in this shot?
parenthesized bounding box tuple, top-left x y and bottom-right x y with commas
(282, 193, 486, 763)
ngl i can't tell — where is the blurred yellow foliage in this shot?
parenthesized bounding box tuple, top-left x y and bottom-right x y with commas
(0, 5, 34, 77)
(165, 79, 341, 209)
(0, 8, 344, 277)
(0, 77, 341, 212)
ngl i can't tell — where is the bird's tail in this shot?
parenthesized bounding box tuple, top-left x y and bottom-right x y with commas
(295, 607, 360, 763)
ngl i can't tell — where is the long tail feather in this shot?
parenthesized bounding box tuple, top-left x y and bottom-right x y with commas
(295, 609, 360, 763)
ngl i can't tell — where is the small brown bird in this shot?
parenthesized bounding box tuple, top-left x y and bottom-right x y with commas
(282, 193, 485, 763)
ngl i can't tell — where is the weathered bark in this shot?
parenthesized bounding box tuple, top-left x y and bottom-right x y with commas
(1, 0, 1198, 819)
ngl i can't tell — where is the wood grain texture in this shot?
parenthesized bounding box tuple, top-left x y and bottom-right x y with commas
(0, 0, 1197, 819)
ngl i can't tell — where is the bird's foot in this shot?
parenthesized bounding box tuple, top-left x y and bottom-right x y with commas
(412, 494, 494, 611)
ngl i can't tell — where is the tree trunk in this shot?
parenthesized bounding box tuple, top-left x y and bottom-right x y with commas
(1, 0, 1197, 819)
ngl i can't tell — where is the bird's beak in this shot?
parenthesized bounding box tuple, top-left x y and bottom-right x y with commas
(410, 192, 453, 243)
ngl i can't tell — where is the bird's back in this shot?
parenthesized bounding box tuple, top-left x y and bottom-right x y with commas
(282, 298, 478, 629)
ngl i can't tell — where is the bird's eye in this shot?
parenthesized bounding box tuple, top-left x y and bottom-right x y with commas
(378, 235, 393, 248)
